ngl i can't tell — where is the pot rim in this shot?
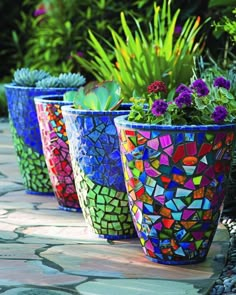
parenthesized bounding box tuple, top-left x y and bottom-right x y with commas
(4, 83, 77, 91)
(61, 103, 132, 116)
(114, 115, 236, 132)
(34, 95, 73, 105)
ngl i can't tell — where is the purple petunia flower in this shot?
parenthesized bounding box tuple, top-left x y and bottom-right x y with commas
(175, 91, 192, 108)
(151, 99, 168, 117)
(191, 79, 209, 97)
(174, 25, 182, 36)
(176, 84, 192, 94)
(213, 76, 231, 90)
(211, 106, 228, 123)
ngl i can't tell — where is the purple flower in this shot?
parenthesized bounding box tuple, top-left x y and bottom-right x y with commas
(211, 106, 228, 123)
(176, 84, 192, 94)
(174, 25, 182, 36)
(213, 77, 231, 90)
(34, 4, 47, 17)
(151, 99, 168, 117)
(191, 79, 209, 97)
(175, 91, 192, 108)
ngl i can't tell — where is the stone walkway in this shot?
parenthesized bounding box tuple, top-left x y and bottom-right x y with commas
(0, 120, 229, 295)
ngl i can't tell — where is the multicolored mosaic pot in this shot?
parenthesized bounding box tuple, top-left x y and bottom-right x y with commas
(62, 105, 136, 240)
(4, 84, 75, 195)
(35, 95, 81, 211)
(115, 115, 236, 264)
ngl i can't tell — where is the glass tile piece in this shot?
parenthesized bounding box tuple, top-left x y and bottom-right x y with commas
(198, 143, 212, 157)
(188, 199, 203, 209)
(139, 130, 151, 139)
(160, 154, 169, 165)
(154, 195, 165, 205)
(171, 166, 184, 175)
(175, 133, 184, 144)
(173, 199, 186, 210)
(154, 184, 165, 196)
(146, 176, 156, 187)
(172, 212, 182, 221)
(182, 209, 196, 220)
(193, 187, 204, 199)
(174, 247, 185, 256)
(182, 165, 196, 175)
(193, 176, 202, 185)
(182, 156, 198, 166)
(154, 222, 163, 230)
(145, 162, 160, 177)
(200, 176, 211, 187)
(203, 198, 211, 210)
(164, 145, 174, 157)
(196, 162, 208, 174)
(184, 179, 195, 190)
(137, 133, 148, 145)
(145, 185, 154, 195)
(176, 188, 192, 198)
(164, 190, 175, 200)
(205, 133, 214, 142)
(173, 174, 186, 185)
(185, 133, 195, 141)
(166, 200, 178, 211)
(197, 133, 205, 145)
(186, 142, 197, 156)
(172, 144, 185, 163)
(162, 218, 175, 228)
(200, 156, 208, 164)
(204, 166, 215, 179)
(143, 204, 154, 214)
(159, 134, 172, 148)
(147, 138, 159, 150)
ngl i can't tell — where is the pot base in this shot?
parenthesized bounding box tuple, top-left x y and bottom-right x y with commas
(98, 233, 137, 240)
(58, 205, 82, 213)
(146, 255, 206, 265)
(26, 190, 54, 196)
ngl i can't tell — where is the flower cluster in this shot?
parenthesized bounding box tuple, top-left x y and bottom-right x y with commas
(128, 76, 236, 125)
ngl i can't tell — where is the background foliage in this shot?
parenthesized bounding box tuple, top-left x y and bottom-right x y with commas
(0, 0, 235, 116)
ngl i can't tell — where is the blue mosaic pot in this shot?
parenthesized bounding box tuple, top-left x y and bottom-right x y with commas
(62, 105, 136, 240)
(115, 115, 236, 264)
(4, 84, 76, 195)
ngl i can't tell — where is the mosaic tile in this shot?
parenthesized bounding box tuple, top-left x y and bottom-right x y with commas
(35, 98, 81, 211)
(115, 116, 236, 264)
(62, 106, 136, 239)
(5, 85, 74, 194)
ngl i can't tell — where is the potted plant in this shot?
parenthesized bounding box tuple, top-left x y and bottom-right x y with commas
(74, 0, 207, 100)
(61, 81, 136, 239)
(114, 76, 236, 264)
(4, 68, 85, 195)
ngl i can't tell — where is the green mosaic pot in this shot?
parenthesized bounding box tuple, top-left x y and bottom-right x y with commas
(115, 115, 236, 264)
(62, 105, 136, 240)
(4, 84, 75, 195)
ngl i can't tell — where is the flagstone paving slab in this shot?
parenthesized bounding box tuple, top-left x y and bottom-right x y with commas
(0, 260, 86, 286)
(75, 278, 200, 295)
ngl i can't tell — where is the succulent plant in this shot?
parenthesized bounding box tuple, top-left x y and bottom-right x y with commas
(58, 73, 86, 88)
(36, 77, 64, 88)
(12, 68, 51, 87)
(11, 68, 86, 89)
(63, 81, 123, 111)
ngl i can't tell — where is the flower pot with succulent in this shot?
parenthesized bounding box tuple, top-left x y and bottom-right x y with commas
(114, 77, 236, 264)
(5, 68, 85, 195)
(62, 81, 136, 239)
(34, 92, 86, 211)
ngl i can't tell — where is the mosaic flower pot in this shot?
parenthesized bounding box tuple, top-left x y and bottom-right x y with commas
(4, 84, 75, 195)
(115, 115, 236, 264)
(35, 95, 81, 211)
(62, 105, 136, 239)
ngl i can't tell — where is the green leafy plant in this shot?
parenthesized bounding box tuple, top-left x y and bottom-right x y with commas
(11, 68, 86, 88)
(74, 0, 207, 101)
(128, 76, 236, 125)
(63, 80, 123, 111)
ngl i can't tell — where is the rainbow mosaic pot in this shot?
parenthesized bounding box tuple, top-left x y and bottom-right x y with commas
(115, 115, 236, 264)
(62, 105, 136, 240)
(35, 95, 81, 211)
(4, 84, 75, 195)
